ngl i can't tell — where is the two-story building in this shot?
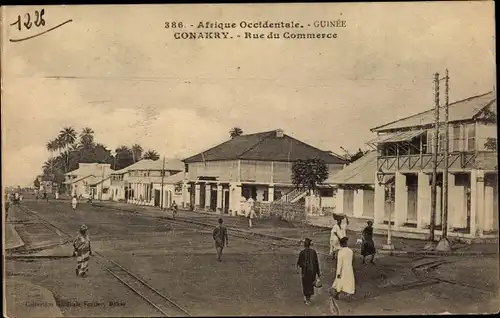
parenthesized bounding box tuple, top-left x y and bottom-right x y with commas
(368, 91, 497, 241)
(110, 167, 128, 202)
(182, 129, 348, 216)
(64, 163, 113, 199)
(123, 159, 184, 208)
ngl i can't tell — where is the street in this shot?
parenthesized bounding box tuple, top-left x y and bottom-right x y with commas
(5, 199, 500, 317)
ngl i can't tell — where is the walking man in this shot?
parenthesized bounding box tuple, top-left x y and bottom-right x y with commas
(171, 200, 178, 219)
(296, 238, 321, 305)
(361, 221, 376, 264)
(212, 218, 229, 262)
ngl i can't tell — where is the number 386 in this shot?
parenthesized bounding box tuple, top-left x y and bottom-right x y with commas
(165, 22, 184, 29)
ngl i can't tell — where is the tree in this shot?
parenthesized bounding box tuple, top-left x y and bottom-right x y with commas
(80, 127, 94, 146)
(480, 108, 497, 151)
(57, 127, 77, 173)
(143, 150, 160, 161)
(291, 158, 329, 194)
(33, 178, 40, 189)
(131, 144, 143, 163)
(229, 127, 243, 139)
(114, 146, 135, 170)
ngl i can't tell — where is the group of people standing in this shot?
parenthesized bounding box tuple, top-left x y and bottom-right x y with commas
(296, 215, 377, 306)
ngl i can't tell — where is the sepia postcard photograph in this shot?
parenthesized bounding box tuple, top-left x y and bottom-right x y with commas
(1, 2, 498, 317)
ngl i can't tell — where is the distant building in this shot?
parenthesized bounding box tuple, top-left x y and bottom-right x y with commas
(121, 159, 184, 208)
(182, 129, 348, 216)
(368, 91, 497, 241)
(64, 163, 113, 199)
(327, 151, 378, 219)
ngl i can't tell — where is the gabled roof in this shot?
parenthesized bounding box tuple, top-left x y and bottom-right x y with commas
(183, 130, 348, 164)
(123, 159, 184, 172)
(371, 91, 496, 132)
(65, 163, 113, 176)
(86, 176, 111, 186)
(326, 151, 377, 185)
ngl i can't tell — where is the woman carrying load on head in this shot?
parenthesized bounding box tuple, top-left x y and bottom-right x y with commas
(73, 224, 92, 277)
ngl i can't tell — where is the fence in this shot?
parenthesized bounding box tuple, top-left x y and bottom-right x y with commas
(253, 201, 306, 223)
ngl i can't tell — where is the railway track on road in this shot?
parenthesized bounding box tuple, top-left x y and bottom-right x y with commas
(13, 205, 192, 317)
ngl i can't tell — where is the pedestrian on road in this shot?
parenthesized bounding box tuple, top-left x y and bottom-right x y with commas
(361, 221, 376, 265)
(171, 200, 178, 219)
(55, 191, 59, 200)
(246, 198, 256, 228)
(212, 218, 229, 262)
(330, 215, 348, 259)
(296, 238, 321, 306)
(72, 196, 78, 211)
(73, 224, 92, 277)
(330, 237, 355, 300)
(43, 191, 48, 202)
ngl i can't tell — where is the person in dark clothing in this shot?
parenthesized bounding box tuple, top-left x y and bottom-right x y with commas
(296, 238, 321, 305)
(361, 221, 376, 264)
(212, 218, 228, 262)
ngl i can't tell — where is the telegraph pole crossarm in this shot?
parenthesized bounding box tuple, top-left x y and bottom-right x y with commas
(436, 69, 452, 252)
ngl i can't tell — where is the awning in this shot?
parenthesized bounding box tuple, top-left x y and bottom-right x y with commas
(367, 130, 425, 145)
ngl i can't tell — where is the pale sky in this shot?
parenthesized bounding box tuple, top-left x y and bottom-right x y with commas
(1, 2, 496, 187)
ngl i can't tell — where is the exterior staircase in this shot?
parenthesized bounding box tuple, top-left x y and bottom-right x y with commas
(276, 188, 308, 203)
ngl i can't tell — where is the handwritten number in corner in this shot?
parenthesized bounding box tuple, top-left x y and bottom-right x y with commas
(35, 9, 46, 27)
(9, 8, 70, 43)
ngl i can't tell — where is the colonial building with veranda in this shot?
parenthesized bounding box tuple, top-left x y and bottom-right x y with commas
(368, 91, 497, 241)
(182, 129, 348, 216)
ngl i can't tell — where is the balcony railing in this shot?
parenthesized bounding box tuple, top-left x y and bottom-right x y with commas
(377, 151, 497, 171)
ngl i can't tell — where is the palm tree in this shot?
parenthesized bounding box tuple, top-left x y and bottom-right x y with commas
(46, 140, 60, 178)
(57, 127, 77, 173)
(143, 150, 160, 161)
(80, 127, 94, 147)
(131, 144, 143, 163)
(58, 127, 77, 148)
(229, 127, 243, 139)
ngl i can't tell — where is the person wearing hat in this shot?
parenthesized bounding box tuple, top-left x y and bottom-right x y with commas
(361, 220, 376, 264)
(331, 237, 355, 300)
(296, 238, 321, 305)
(73, 224, 92, 277)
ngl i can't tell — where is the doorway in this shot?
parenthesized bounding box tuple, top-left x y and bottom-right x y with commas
(223, 190, 230, 214)
(154, 189, 160, 207)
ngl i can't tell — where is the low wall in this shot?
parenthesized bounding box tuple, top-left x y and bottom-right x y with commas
(254, 201, 306, 223)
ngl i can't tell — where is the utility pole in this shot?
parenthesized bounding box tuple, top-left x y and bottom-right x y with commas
(160, 156, 166, 211)
(425, 72, 440, 250)
(436, 69, 452, 251)
(100, 165, 105, 201)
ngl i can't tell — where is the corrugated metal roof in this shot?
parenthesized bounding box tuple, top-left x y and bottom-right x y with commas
(118, 159, 184, 172)
(327, 151, 377, 185)
(371, 92, 496, 132)
(183, 130, 348, 165)
(366, 130, 425, 145)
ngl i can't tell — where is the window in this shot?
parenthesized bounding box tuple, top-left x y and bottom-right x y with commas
(319, 188, 334, 197)
(466, 124, 476, 151)
(263, 190, 269, 201)
(452, 125, 461, 152)
(274, 191, 282, 200)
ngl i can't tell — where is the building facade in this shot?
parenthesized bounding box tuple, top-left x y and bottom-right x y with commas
(64, 163, 113, 199)
(368, 91, 497, 241)
(329, 151, 377, 219)
(182, 129, 348, 216)
(123, 159, 184, 207)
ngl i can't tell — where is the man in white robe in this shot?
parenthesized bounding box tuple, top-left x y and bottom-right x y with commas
(331, 237, 355, 300)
